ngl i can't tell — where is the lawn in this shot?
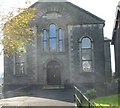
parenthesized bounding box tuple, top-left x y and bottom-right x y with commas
(92, 94, 120, 108)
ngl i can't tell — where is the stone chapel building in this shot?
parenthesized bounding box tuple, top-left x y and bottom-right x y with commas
(3, 0, 112, 95)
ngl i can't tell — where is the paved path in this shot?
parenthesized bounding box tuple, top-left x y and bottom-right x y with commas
(0, 87, 75, 107)
(0, 96, 74, 106)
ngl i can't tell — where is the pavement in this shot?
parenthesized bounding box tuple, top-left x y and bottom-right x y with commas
(0, 87, 75, 107)
(0, 96, 74, 106)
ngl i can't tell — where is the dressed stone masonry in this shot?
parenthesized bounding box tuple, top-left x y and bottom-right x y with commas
(3, 0, 112, 97)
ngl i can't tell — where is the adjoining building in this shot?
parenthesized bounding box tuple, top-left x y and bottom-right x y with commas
(112, 1, 120, 94)
(112, 2, 120, 79)
(3, 0, 112, 97)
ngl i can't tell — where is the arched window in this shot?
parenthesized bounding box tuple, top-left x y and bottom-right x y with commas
(82, 38, 91, 48)
(81, 37, 92, 72)
(42, 23, 64, 52)
(58, 29, 63, 52)
(49, 24, 56, 51)
(43, 30, 47, 50)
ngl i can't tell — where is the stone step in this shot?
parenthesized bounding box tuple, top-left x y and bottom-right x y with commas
(43, 85, 64, 89)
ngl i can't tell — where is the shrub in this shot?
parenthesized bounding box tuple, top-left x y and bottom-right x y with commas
(106, 78, 119, 95)
(84, 88, 96, 99)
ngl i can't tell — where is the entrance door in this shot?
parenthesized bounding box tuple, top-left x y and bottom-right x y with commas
(47, 60, 61, 85)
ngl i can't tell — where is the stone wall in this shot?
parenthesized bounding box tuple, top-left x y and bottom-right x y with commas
(68, 24, 105, 89)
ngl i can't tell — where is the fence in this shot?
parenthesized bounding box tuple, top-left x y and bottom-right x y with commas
(74, 86, 95, 108)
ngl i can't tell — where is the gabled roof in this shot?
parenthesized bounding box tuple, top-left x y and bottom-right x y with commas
(30, 1, 105, 25)
(67, 2, 104, 23)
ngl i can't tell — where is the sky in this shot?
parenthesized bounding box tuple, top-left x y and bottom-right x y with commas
(0, 0, 119, 76)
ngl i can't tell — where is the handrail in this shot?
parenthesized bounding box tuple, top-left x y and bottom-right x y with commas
(74, 86, 90, 102)
(74, 86, 95, 108)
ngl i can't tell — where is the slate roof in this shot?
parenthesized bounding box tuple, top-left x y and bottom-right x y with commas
(30, 1, 105, 26)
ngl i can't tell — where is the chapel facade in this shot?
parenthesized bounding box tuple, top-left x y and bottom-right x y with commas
(3, 0, 112, 96)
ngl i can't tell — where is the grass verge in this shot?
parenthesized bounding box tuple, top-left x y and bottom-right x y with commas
(92, 94, 120, 108)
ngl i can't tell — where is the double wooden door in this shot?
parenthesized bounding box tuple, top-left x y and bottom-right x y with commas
(47, 60, 61, 85)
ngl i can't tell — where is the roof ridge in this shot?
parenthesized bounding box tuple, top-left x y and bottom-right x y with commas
(38, 0, 67, 2)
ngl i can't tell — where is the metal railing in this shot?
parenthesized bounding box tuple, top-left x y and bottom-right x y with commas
(74, 86, 95, 108)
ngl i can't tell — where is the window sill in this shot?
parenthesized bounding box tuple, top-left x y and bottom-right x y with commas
(41, 51, 65, 55)
(13, 74, 27, 77)
(80, 72, 94, 75)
